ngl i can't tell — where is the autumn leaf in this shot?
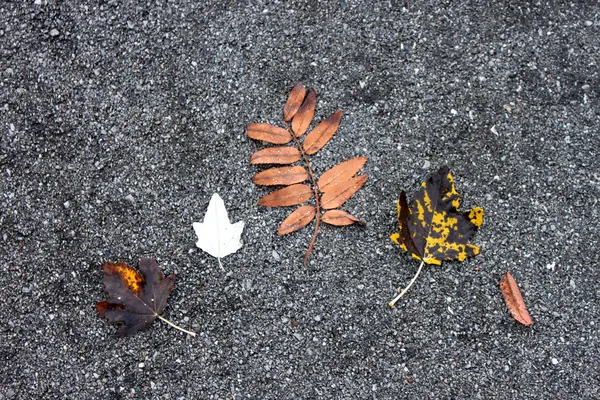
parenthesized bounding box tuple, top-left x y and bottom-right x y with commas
(500, 272, 533, 326)
(320, 175, 368, 209)
(193, 193, 244, 271)
(321, 210, 364, 226)
(96, 258, 196, 337)
(318, 156, 368, 192)
(291, 89, 316, 137)
(303, 110, 342, 155)
(247, 123, 291, 144)
(389, 166, 484, 306)
(250, 147, 301, 165)
(278, 205, 316, 235)
(248, 83, 367, 266)
(252, 166, 308, 186)
(257, 184, 313, 207)
(283, 82, 306, 122)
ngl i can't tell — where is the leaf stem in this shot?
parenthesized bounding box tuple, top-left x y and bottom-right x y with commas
(389, 260, 425, 307)
(156, 314, 197, 337)
(218, 256, 224, 271)
(285, 122, 320, 267)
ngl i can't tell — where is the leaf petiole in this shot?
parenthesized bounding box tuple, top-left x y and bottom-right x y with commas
(218, 257, 224, 271)
(389, 260, 425, 307)
(156, 315, 197, 337)
(284, 121, 321, 267)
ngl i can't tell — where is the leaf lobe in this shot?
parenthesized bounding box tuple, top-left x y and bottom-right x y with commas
(247, 123, 291, 144)
(318, 156, 368, 192)
(257, 184, 313, 207)
(320, 175, 368, 210)
(250, 147, 301, 165)
(321, 210, 364, 226)
(283, 82, 307, 122)
(291, 90, 316, 137)
(252, 166, 308, 186)
(278, 205, 317, 235)
(303, 110, 342, 155)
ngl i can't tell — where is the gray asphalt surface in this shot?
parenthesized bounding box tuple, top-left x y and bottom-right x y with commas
(1, 1, 599, 399)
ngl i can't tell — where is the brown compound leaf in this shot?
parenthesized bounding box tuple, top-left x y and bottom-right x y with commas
(283, 82, 307, 122)
(500, 272, 533, 326)
(321, 210, 364, 226)
(252, 166, 308, 186)
(291, 89, 316, 137)
(247, 123, 291, 144)
(257, 184, 313, 207)
(278, 205, 317, 235)
(248, 84, 368, 266)
(96, 258, 196, 337)
(318, 156, 368, 192)
(303, 110, 343, 155)
(250, 146, 301, 165)
(321, 175, 368, 210)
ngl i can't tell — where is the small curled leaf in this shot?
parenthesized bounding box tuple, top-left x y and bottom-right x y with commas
(500, 272, 533, 326)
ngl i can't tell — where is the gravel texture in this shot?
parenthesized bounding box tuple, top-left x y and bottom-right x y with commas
(1, 1, 599, 399)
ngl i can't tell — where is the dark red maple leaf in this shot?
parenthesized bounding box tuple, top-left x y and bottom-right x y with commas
(96, 258, 195, 337)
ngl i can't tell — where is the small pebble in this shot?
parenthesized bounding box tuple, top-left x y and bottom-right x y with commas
(125, 194, 135, 203)
(272, 250, 280, 262)
(50, 29, 59, 36)
(551, 358, 559, 365)
(584, 20, 593, 26)
(422, 160, 431, 170)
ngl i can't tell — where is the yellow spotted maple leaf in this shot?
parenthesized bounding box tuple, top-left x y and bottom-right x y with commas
(389, 166, 483, 306)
